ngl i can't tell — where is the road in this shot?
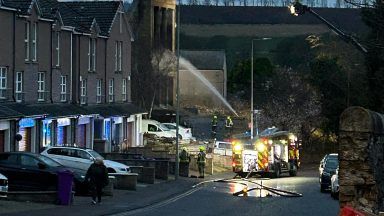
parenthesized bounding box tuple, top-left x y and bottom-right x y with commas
(112, 167, 339, 216)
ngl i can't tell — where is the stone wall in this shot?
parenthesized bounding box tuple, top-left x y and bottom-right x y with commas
(339, 106, 384, 214)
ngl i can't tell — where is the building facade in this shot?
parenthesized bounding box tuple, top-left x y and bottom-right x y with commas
(0, 0, 145, 154)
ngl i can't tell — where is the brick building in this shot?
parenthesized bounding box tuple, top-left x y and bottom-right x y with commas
(0, 0, 145, 153)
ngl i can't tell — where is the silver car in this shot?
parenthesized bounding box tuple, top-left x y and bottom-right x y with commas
(0, 172, 8, 197)
(331, 167, 339, 199)
(41, 146, 130, 174)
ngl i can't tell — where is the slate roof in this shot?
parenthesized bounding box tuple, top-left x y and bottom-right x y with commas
(61, 1, 120, 36)
(180, 50, 226, 70)
(83, 103, 146, 117)
(179, 5, 368, 35)
(2, 0, 33, 14)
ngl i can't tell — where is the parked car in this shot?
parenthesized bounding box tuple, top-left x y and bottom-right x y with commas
(213, 141, 232, 156)
(0, 172, 8, 197)
(0, 152, 87, 192)
(41, 146, 131, 174)
(141, 119, 177, 138)
(319, 153, 338, 177)
(162, 123, 194, 140)
(320, 153, 339, 192)
(331, 166, 339, 199)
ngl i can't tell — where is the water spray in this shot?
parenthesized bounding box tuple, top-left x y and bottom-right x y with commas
(179, 57, 239, 117)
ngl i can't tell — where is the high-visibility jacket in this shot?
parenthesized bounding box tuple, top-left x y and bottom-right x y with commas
(197, 151, 206, 165)
(212, 117, 218, 126)
(179, 150, 190, 163)
(225, 117, 233, 128)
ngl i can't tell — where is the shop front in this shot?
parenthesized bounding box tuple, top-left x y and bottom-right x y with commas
(112, 117, 123, 152)
(76, 116, 93, 148)
(0, 121, 10, 153)
(42, 119, 53, 147)
(18, 118, 36, 152)
(57, 118, 71, 146)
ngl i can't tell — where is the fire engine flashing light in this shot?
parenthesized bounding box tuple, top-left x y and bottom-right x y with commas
(256, 142, 265, 152)
(233, 143, 242, 152)
(289, 134, 297, 141)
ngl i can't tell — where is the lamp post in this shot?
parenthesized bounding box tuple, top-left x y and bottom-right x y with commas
(251, 38, 271, 140)
(289, 1, 367, 54)
(175, 0, 181, 180)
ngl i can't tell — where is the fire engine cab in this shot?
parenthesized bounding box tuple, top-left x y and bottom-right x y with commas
(232, 130, 300, 178)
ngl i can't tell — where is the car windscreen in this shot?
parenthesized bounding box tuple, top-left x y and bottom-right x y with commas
(38, 155, 62, 167)
(325, 159, 338, 169)
(87, 150, 104, 159)
(159, 124, 170, 131)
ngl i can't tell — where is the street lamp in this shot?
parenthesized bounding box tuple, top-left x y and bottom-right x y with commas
(288, 1, 367, 53)
(175, 0, 181, 180)
(251, 38, 271, 140)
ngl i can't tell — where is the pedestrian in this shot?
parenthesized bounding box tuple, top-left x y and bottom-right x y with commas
(197, 146, 206, 178)
(85, 157, 109, 204)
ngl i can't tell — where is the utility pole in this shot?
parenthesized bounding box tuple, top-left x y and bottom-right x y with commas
(175, 0, 181, 180)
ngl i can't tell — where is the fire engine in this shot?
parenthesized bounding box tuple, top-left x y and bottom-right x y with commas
(232, 130, 300, 178)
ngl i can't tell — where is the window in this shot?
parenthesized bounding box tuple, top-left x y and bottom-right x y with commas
(24, 22, 30, 61)
(0, 67, 7, 99)
(80, 79, 87, 105)
(122, 78, 127, 101)
(31, 22, 37, 62)
(96, 79, 102, 103)
(15, 72, 23, 102)
(119, 12, 123, 34)
(108, 79, 114, 103)
(60, 75, 67, 102)
(115, 41, 122, 71)
(88, 38, 96, 71)
(0, 154, 18, 165)
(55, 32, 60, 66)
(37, 72, 45, 101)
(20, 155, 39, 167)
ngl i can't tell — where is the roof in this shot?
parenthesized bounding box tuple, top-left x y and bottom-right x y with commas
(0, 105, 23, 119)
(180, 50, 226, 70)
(61, 1, 121, 36)
(2, 0, 33, 14)
(1, 103, 48, 118)
(83, 103, 146, 117)
(179, 5, 368, 35)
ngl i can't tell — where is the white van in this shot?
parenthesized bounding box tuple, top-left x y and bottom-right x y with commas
(141, 119, 177, 138)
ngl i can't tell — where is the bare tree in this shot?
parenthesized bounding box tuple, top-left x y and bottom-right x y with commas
(150, 49, 177, 118)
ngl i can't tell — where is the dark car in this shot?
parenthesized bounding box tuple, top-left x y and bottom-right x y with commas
(319, 153, 338, 177)
(320, 154, 339, 192)
(0, 152, 87, 193)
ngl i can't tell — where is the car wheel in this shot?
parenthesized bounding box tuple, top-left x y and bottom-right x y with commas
(178, 134, 183, 140)
(273, 164, 281, 178)
(320, 184, 326, 193)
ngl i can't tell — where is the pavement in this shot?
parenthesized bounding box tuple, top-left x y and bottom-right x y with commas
(0, 170, 224, 216)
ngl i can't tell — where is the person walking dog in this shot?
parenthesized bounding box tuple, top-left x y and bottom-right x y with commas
(85, 157, 109, 204)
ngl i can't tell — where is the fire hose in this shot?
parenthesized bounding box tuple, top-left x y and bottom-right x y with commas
(210, 178, 303, 198)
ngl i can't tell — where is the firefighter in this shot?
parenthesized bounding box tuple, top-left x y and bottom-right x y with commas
(179, 147, 190, 163)
(197, 146, 206, 178)
(211, 115, 218, 132)
(225, 116, 234, 136)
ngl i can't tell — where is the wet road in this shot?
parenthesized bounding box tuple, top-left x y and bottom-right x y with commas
(116, 168, 339, 216)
